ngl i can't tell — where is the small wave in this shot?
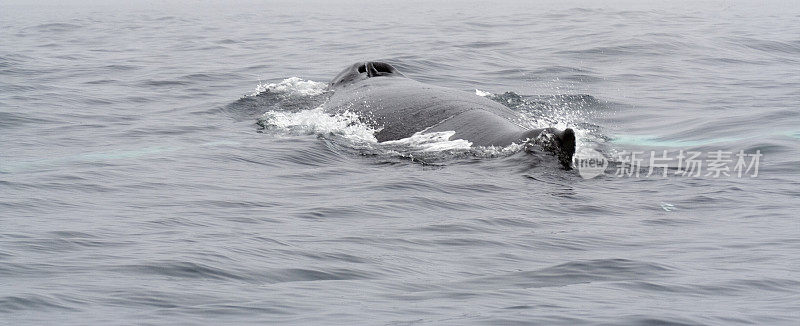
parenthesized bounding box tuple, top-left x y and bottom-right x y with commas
(455, 41, 510, 48)
(269, 267, 375, 283)
(25, 22, 82, 32)
(0, 294, 77, 312)
(84, 79, 118, 85)
(458, 258, 674, 290)
(251, 77, 327, 96)
(0, 111, 55, 128)
(140, 79, 188, 87)
(103, 64, 138, 71)
(117, 261, 375, 284)
(122, 261, 246, 281)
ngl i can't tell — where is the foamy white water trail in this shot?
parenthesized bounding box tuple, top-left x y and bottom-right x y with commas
(251, 77, 327, 96)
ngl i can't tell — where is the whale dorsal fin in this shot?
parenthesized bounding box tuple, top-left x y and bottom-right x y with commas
(523, 127, 576, 170)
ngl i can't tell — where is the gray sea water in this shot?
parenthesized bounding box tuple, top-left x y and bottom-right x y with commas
(1, 0, 799, 325)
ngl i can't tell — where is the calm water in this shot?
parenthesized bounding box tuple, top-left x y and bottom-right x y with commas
(1, 0, 799, 325)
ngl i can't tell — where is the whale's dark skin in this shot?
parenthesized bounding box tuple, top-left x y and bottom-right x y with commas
(325, 61, 576, 168)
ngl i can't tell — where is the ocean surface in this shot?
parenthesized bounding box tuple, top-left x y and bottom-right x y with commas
(1, 0, 799, 325)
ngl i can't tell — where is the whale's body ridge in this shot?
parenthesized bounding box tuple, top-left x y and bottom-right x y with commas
(326, 61, 575, 168)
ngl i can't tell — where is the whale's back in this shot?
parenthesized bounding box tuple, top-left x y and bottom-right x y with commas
(327, 76, 526, 145)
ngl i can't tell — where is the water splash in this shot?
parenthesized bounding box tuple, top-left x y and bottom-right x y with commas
(258, 107, 525, 161)
(488, 92, 604, 155)
(260, 107, 378, 143)
(382, 131, 472, 152)
(251, 77, 327, 96)
(475, 89, 492, 97)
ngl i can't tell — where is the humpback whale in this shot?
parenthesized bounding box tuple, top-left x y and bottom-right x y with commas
(325, 61, 576, 169)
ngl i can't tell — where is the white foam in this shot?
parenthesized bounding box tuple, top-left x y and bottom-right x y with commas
(382, 131, 473, 152)
(260, 107, 378, 143)
(258, 108, 525, 157)
(259, 105, 539, 162)
(251, 77, 327, 96)
(476, 142, 527, 156)
(475, 89, 492, 97)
